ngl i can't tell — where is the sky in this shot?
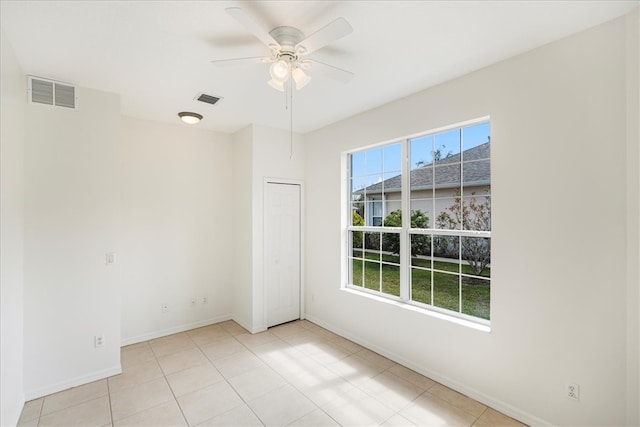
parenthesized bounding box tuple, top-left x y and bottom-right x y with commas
(351, 121, 490, 192)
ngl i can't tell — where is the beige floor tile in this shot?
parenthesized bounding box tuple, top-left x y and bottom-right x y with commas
(121, 344, 156, 369)
(308, 341, 352, 365)
(353, 348, 396, 370)
(380, 413, 418, 426)
(219, 321, 247, 336)
(280, 331, 325, 352)
(473, 408, 528, 427)
(113, 400, 187, 426)
(177, 381, 244, 426)
(326, 336, 364, 355)
(399, 392, 478, 426)
(269, 321, 308, 338)
(157, 347, 209, 375)
(200, 337, 245, 361)
(108, 359, 164, 393)
(227, 365, 286, 401)
(298, 377, 358, 408)
(247, 384, 317, 427)
(188, 326, 232, 347)
(235, 330, 279, 349)
(213, 349, 265, 379)
(42, 379, 108, 415)
(428, 383, 487, 418)
(387, 364, 436, 391)
(287, 408, 339, 426)
(150, 333, 197, 358)
(321, 386, 395, 427)
(16, 418, 38, 427)
(110, 377, 174, 421)
(326, 353, 387, 386)
(196, 403, 263, 427)
(358, 371, 424, 411)
(166, 363, 224, 397)
(38, 396, 111, 427)
(18, 398, 43, 423)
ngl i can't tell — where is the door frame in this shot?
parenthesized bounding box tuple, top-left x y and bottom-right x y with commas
(262, 178, 305, 329)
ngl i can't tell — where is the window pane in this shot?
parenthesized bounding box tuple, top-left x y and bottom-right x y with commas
(381, 232, 401, 262)
(351, 208, 364, 227)
(363, 260, 380, 291)
(351, 151, 365, 177)
(462, 159, 490, 185)
(363, 232, 381, 258)
(350, 258, 363, 287)
(410, 135, 432, 170)
(462, 122, 490, 154)
(350, 231, 364, 254)
(381, 263, 400, 296)
(411, 268, 431, 304)
(433, 271, 459, 312)
(365, 148, 383, 175)
(383, 143, 402, 174)
(433, 235, 459, 265)
(462, 196, 491, 231)
(434, 164, 461, 190)
(462, 276, 490, 320)
(434, 129, 461, 164)
(435, 197, 461, 230)
(461, 237, 491, 277)
(409, 232, 430, 258)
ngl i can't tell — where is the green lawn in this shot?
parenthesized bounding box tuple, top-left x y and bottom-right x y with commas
(351, 251, 490, 320)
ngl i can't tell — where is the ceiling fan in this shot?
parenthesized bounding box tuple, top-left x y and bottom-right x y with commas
(212, 7, 354, 91)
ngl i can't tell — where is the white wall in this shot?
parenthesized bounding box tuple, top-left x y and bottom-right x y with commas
(24, 87, 122, 399)
(231, 124, 305, 333)
(305, 14, 637, 426)
(626, 8, 640, 425)
(119, 117, 233, 344)
(250, 125, 305, 332)
(232, 125, 254, 331)
(0, 29, 25, 426)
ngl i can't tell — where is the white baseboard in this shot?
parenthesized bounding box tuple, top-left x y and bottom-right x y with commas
(304, 313, 550, 427)
(120, 314, 232, 346)
(24, 365, 122, 401)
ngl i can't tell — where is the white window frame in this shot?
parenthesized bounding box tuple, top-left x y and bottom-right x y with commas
(345, 117, 491, 327)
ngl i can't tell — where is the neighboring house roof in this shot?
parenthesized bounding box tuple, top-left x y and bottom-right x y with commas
(359, 142, 490, 195)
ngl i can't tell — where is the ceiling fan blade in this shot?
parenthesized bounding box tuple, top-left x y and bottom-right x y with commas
(211, 56, 271, 66)
(225, 7, 280, 49)
(306, 59, 354, 83)
(296, 17, 352, 55)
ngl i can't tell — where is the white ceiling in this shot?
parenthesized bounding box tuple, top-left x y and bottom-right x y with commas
(1, 1, 637, 134)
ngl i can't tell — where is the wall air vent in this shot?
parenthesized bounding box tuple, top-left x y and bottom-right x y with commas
(28, 76, 77, 109)
(195, 93, 222, 105)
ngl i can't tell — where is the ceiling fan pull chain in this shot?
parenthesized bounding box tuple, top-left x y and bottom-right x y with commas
(290, 78, 294, 159)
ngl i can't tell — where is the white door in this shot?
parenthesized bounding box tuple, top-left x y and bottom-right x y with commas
(265, 182, 301, 327)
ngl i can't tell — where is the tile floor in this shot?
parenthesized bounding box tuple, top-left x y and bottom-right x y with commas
(17, 320, 526, 426)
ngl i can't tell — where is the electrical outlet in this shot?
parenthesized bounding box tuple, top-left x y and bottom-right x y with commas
(105, 252, 116, 265)
(567, 383, 580, 401)
(162, 304, 169, 313)
(202, 297, 207, 304)
(190, 298, 196, 307)
(94, 335, 105, 348)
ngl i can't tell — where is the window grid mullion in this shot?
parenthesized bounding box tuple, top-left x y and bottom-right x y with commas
(399, 138, 410, 301)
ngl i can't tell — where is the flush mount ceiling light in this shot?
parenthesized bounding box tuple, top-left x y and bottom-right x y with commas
(178, 112, 203, 124)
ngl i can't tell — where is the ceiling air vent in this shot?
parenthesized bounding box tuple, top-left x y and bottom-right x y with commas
(195, 93, 222, 105)
(28, 76, 77, 109)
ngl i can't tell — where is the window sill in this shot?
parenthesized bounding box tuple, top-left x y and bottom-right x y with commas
(341, 286, 491, 333)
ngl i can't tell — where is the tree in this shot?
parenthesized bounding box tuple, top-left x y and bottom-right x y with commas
(382, 210, 430, 256)
(436, 189, 491, 276)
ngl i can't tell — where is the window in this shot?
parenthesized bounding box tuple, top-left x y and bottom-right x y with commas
(347, 119, 491, 324)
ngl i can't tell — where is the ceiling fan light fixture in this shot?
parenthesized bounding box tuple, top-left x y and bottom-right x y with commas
(267, 78, 285, 92)
(269, 60, 290, 82)
(178, 112, 203, 124)
(292, 67, 311, 90)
